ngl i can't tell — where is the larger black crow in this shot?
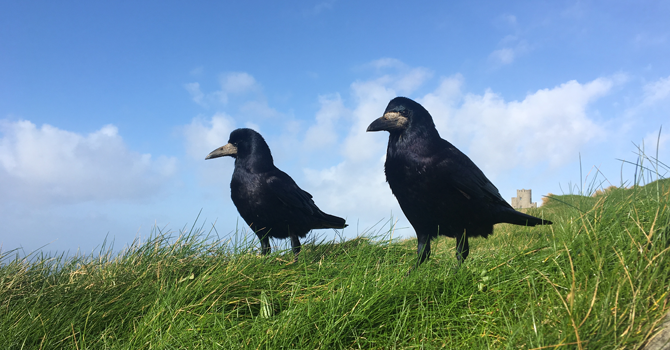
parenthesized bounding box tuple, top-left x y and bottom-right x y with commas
(367, 97, 552, 266)
(206, 128, 347, 259)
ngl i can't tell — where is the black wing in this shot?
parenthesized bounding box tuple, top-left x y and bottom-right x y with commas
(266, 170, 318, 216)
(436, 144, 508, 205)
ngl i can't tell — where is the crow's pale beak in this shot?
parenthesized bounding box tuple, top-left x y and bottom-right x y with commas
(366, 112, 408, 132)
(205, 143, 237, 160)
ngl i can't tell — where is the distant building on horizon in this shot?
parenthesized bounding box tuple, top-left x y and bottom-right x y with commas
(511, 189, 537, 209)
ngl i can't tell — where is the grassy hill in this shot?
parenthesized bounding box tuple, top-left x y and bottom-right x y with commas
(1, 179, 669, 349)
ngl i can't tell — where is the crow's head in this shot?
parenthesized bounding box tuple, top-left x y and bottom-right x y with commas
(366, 97, 435, 134)
(205, 128, 272, 162)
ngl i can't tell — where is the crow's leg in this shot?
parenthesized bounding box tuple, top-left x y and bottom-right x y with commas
(290, 234, 302, 261)
(455, 233, 469, 263)
(416, 234, 432, 266)
(258, 234, 271, 255)
(405, 235, 432, 276)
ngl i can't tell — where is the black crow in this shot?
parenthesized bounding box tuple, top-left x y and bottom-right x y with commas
(367, 97, 552, 266)
(206, 128, 347, 260)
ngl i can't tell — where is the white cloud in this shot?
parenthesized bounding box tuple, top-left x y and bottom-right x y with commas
(490, 48, 516, 65)
(245, 121, 261, 132)
(184, 82, 205, 106)
(189, 66, 204, 76)
(622, 75, 670, 126)
(420, 74, 464, 112)
(395, 67, 434, 94)
(303, 93, 348, 150)
(489, 38, 530, 66)
(444, 78, 612, 175)
(502, 14, 517, 25)
(183, 113, 237, 160)
(303, 0, 335, 16)
(184, 71, 283, 123)
(641, 75, 670, 107)
(303, 158, 404, 235)
(211, 72, 260, 105)
(184, 72, 262, 106)
(493, 13, 518, 28)
(0, 120, 176, 205)
(239, 100, 282, 119)
(561, 1, 587, 18)
(642, 128, 669, 165)
(643, 127, 669, 147)
(633, 32, 668, 47)
(222, 72, 258, 95)
(364, 59, 434, 88)
(369, 58, 406, 70)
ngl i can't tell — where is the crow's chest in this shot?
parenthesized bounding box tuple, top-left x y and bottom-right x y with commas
(230, 171, 267, 210)
(384, 157, 437, 198)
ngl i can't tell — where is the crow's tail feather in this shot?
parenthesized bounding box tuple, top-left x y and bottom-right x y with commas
(504, 210, 552, 226)
(319, 213, 348, 229)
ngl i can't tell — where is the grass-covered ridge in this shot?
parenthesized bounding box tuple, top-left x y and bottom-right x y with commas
(1, 180, 669, 349)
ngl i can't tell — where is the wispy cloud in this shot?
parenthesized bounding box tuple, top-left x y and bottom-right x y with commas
(488, 36, 530, 66)
(501, 14, 517, 25)
(302, 0, 336, 16)
(239, 100, 282, 119)
(184, 82, 205, 106)
(221, 72, 259, 95)
(493, 13, 518, 28)
(641, 75, 670, 107)
(368, 58, 406, 70)
(488, 12, 530, 67)
(633, 32, 668, 47)
(622, 74, 670, 123)
(490, 48, 516, 65)
(189, 66, 204, 76)
(184, 72, 263, 106)
(642, 129, 669, 157)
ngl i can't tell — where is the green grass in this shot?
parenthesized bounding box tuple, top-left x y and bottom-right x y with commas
(2, 180, 669, 349)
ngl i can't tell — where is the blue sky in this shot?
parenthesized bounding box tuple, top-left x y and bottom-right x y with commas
(2, 1, 669, 255)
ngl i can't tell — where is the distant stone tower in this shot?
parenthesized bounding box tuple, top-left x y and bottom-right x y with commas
(512, 189, 537, 209)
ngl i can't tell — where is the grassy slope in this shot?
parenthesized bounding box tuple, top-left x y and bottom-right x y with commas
(1, 180, 669, 349)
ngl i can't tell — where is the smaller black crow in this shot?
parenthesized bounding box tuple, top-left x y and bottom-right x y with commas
(206, 128, 347, 260)
(367, 97, 552, 267)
